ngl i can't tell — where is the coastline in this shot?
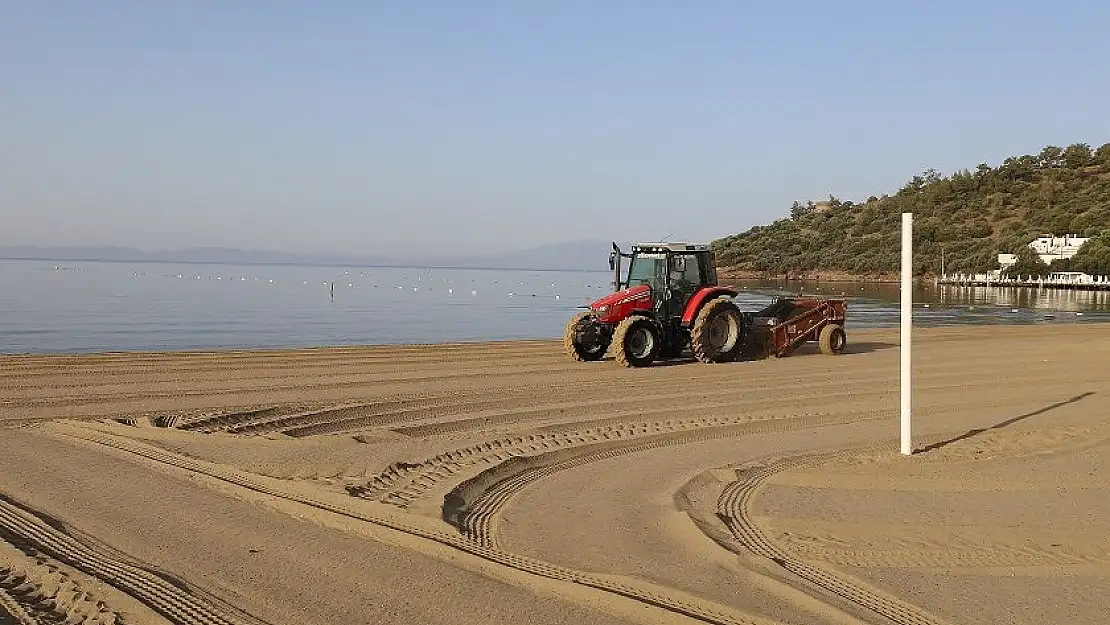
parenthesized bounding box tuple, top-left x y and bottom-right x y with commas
(719, 268, 925, 283)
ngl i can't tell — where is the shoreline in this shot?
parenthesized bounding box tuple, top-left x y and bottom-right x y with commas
(3, 319, 1108, 359)
(3, 322, 1106, 360)
(719, 268, 916, 283)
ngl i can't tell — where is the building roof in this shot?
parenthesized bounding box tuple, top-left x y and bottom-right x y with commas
(631, 242, 710, 252)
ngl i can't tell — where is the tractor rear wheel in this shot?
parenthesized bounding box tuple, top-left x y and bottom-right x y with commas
(613, 316, 659, 368)
(564, 312, 609, 361)
(691, 298, 744, 363)
(819, 323, 846, 355)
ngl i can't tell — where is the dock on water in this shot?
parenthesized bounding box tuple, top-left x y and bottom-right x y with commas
(937, 271, 1110, 291)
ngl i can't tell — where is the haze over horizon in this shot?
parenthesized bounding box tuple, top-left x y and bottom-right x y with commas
(3, 2, 1109, 257)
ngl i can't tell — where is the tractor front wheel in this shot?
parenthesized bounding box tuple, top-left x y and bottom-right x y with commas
(613, 316, 659, 368)
(564, 312, 610, 361)
(691, 298, 744, 363)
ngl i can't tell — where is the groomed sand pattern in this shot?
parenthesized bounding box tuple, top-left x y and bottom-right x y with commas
(1, 324, 1107, 625)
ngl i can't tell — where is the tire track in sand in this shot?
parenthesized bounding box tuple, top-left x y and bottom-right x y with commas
(0, 553, 137, 625)
(102, 363, 1074, 442)
(440, 438, 964, 624)
(713, 453, 955, 625)
(0, 583, 38, 625)
(0, 495, 269, 625)
(439, 421, 852, 549)
(347, 388, 1033, 509)
(45, 424, 781, 625)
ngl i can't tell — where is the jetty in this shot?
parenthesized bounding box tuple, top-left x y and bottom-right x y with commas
(937, 271, 1110, 291)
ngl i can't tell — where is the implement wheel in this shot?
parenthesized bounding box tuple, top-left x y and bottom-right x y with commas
(691, 298, 745, 363)
(613, 316, 659, 368)
(819, 323, 846, 355)
(564, 312, 609, 361)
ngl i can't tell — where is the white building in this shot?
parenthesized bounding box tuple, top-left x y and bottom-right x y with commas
(1029, 234, 1089, 265)
(996, 234, 1090, 271)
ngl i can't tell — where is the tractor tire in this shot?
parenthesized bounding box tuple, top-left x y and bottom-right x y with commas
(691, 298, 744, 363)
(564, 312, 609, 361)
(613, 316, 659, 368)
(819, 323, 846, 355)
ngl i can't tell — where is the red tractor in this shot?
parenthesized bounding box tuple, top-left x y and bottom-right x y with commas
(564, 242, 847, 367)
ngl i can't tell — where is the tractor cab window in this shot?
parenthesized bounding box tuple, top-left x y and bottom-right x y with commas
(668, 254, 702, 294)
(626, 253, 666, 291)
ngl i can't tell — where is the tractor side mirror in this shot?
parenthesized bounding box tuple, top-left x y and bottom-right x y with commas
(608, 252, 616, 271)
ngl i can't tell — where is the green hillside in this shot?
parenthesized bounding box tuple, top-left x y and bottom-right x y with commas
(713, 143, 1110, 279)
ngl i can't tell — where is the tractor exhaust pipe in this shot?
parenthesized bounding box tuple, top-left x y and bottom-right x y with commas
(609, 242, 623, 292)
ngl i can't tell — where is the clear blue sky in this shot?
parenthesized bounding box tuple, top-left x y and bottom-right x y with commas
(2, 1, 1108, 257)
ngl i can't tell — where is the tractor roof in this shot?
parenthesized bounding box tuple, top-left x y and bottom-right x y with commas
(630, 242, 711, 253)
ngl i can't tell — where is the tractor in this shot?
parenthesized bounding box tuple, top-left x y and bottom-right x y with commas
(564, 242, 848, 367)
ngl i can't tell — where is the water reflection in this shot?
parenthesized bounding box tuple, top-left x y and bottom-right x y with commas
(935, 284, 1110, 313)
(724, 278, 1110, 328)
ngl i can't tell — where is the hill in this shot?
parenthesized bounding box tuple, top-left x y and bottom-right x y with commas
(712, 142, 1110, 280)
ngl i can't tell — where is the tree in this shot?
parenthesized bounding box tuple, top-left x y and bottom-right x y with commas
(1063, 143, 1094, 169)
(790, 201, 813, 220)
(1004, 246, 1049, 278)
(1095, 143, 1110, 165)
(1038, 145, 1064, 168)
(1068, 230, 1110, 276)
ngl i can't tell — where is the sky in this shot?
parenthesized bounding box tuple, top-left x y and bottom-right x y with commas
(2, 1, 1109, 258)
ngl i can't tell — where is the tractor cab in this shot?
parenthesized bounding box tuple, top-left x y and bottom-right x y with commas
(612, 243, 718, 319)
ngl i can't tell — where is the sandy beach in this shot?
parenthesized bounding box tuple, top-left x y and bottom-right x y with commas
(1, 324, 1107, 625)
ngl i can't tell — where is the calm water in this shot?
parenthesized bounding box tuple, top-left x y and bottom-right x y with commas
(1, 260, 1108, 354)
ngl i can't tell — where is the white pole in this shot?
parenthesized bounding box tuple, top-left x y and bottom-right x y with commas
(901, 212, 913, 455)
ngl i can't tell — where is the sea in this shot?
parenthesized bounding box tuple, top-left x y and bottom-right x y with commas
(2, 259, 1108, 354)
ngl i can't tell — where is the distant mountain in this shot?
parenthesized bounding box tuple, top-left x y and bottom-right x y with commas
(441, 240, 619, 272)
(0, 240, 618, 272)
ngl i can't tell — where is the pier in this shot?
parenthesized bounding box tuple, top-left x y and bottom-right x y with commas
(937, 272, 1110, 291)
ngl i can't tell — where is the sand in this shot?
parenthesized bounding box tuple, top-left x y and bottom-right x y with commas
(0, 324, 1107, 625)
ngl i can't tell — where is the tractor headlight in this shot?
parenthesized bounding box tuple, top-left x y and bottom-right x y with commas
(596, 305, 610, 313)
